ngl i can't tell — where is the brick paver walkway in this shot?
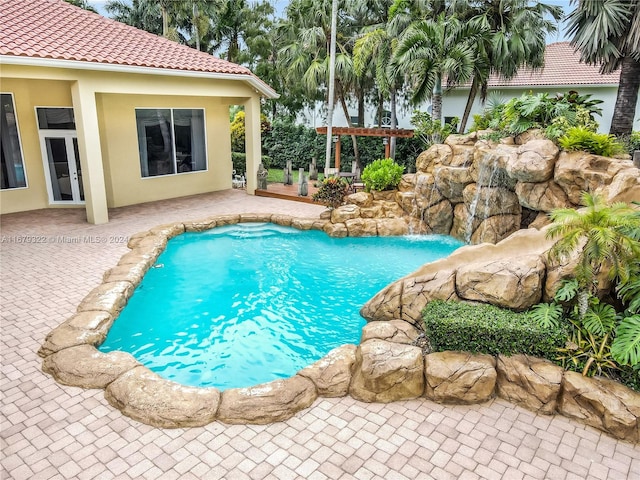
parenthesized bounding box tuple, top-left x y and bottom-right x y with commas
(1, 190, 638, 480)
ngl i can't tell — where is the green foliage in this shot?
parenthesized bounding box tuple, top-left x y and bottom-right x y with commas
(553, 278, 580, 303)
(311, 176, 348, 210)
(411, 110, 459, 148)
(559, 127, 624, 157)
(231, 153, 271, 176)
(262, 120, 324, 170)
(618, 131, 640, 156)
(422, 300, 566, 359)
(360, 158, 404, 192)
(611, 315, 640, 367)
(528, 302, 563, 329)
(230, 110, 271, 153)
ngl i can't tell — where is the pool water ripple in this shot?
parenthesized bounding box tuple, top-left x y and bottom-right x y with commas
(99, 223, 463, 390)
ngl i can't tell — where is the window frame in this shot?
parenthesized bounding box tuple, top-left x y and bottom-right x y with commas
(1, 92, 28, 191)
(134, 107, 208, 180)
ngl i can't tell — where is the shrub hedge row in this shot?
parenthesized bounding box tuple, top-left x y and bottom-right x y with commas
(422, 300, 566, 359)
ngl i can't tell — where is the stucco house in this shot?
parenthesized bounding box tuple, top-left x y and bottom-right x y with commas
(304, 42, 639, 134)
(0, 0, 276, 224)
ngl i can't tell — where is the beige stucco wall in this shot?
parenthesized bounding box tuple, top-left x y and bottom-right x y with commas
(1, 64, 259, 216)
(97, 93, 232, 208)
(0, 78, 75, 214)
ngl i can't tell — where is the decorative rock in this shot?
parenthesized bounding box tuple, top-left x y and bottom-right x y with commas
(323, 222, 348, 238)
(184, 218, 217, 232)
(603, 167, 640, 203)
(132, 234, 167, 253)
(434, 166, 474, 203)
(102, 262, 148, 285)
(398, 174, 417, 192)
(445, 132, 477, 147)
(105, 366, 221, 428)
(399, 270, 459, 327)
(297, 345, 356, 397)
(448, 144, 475, 167)
(449, 203, 481, 241)
(506, 139, 558, 183)
(345, 218, 378, 236)
(291, 218, 323, 230)
(421, 200, 453, 235)
(559, 371, 640, 443)
(496, 354, 563, 414)
(379, 200, 405, 218)
(376, 218, 408, 236)
(416, 144, 452, 173)
(462, 185, 521, 219)
(350, 340, 424, 403)
(43, 344, 139, 389)
(240, 213, 273, 223)
(515, 180, 572, 212)
(425, 352, 496, 404)
(372, 190, 398, 201)
(360, 320, 420, 345)
(359, 204, 384, 218)
(414, 174, 443, 203)
(148, 222, 185, 239)
(217, 375, 317, 424)
(76, 281, 134, 315)
(396, 191, 417, 214)
(472, 144, 517, 187)
(38, 311, 114, 357)
(214, 214, 242, 226)
(270, 214, 293, 226)
(345, 192, 373, 207)
(529, 212, 551, 230)
(456, 255, 545, 310)
(470, 214, 521, 244)
(360, 281, 403, 322)
(331, 204, 361, 223)
(514, 128, 546, 145)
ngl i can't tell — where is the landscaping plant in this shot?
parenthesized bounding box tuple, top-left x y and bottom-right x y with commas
(529, 193, 640, 385)
(360, 158, 404, 192)
(312, 176, 348, 210)
(558, 127, 624, 157)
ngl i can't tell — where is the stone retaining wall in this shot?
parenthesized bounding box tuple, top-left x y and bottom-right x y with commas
(39, 214, 639, 442)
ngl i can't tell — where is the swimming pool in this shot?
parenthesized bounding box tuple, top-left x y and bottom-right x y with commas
(99, 223, 463, 389)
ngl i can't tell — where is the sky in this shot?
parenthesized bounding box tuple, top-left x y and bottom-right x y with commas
(88, 0, 575, 43)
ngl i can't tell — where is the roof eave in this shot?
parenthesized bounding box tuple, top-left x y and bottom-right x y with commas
(0, 54, 280, 99)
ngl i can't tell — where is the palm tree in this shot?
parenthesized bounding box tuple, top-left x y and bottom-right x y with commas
(452, 0, 563, 132)
(566, 0, 640, 136)
(547, 192, 640, 294)
(391, 12, 477, 131)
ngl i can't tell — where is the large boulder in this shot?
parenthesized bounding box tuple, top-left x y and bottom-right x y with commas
(398, 270, 459, 327)
(360, 320, 420, 345)
(472, 144, 518, 188)
(421, 200, 454, 235)
(76, 281, 134, 315)
(506, 139, 558, 183)
(515, 180, 573, 212)
(297, 345, 356, 397)
(456, 254, 545, 310)
(449, 203, 480, 242)
(462, 185, 521, 219)
(558, 371, 640, 443)
(448, 144, 476, 167)
(416, 144, 452, 173)
(360, 280, 403, 322)
(425, 352, 496, 404)
(345, 191, 373, 207)
(376, 218, 409, 236)
(38, 311, 114, 357)
(331, 204, 361, 223)
(323, 222, 348, 238)
(43, 344, 139, 389)
(470, 214, 522, 245)
(105, 366, 221, 428)
(434, 166, 474, 203)
(350, 340, 424, 402)
(345, 218, 378, 236)
(496, 354, 563, 415)
(217, 375, 317, 424)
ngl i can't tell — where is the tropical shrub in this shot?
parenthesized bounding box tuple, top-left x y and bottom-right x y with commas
(558, 127, 624, 157)
(422, 300, 566, 359)
(618, 131, 640, 156)
(411, 110, 459, 149)
(528, 193, 640, 387)
(230, 110, 271, 153)
(311, 176, 348, 210)
(361, 158, 404, 191)
(231, 153, 271, 176)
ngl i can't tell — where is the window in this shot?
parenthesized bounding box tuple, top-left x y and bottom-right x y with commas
(37, 107, 76, 129)
(1, 93, 27, 189)
(135, 108, 206, 177)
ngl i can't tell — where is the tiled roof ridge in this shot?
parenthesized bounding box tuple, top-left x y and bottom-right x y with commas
(0, 0, 254, 77)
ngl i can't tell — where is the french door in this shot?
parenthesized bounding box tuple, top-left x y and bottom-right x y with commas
(39, 132, 84, 204)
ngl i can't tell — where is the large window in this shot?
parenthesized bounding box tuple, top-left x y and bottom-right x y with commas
(135, 108, 206, 177)
(1, 93, 27, 189)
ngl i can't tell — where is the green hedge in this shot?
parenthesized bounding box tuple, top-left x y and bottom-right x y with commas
(231, 153, 271, 175)
(422, 300, 566, 359)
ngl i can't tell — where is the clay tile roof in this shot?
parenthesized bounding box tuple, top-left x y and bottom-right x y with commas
(488, 42, 620, 87)
(0, 0, 252, 77)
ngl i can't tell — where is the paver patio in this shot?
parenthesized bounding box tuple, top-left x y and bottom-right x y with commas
(1, 189, 639, 480)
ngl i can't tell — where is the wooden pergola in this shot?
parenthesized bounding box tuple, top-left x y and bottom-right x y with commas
(315, 127, 414, 171)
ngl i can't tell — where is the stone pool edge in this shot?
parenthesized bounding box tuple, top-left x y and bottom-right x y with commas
(37, 213, 640, 443)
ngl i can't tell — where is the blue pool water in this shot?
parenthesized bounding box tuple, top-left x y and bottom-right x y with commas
(99, 223, 463, 390)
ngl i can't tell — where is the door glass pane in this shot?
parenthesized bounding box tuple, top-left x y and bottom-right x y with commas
(37, 108, 76, 129)
(46, 138, 71, 201)
(1, 93, 27, 189)
(135, 109, 175, 177)
(73, 138, 84, 201)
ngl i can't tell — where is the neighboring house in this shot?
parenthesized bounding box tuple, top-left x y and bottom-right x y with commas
(0, 0, 276, 224)
(302, 42, 639, 134)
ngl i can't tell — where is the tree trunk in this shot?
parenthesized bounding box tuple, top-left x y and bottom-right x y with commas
(357, 88, 365, 127)
(161, 5, 169, 37)
(459, 76, 479, 134)
(390, 88, 397, 159)
(193, 4, 200, 51)
(338, 83, 360, 172)
(432, 76, 443, 143)
(609, 56, 640, 136)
